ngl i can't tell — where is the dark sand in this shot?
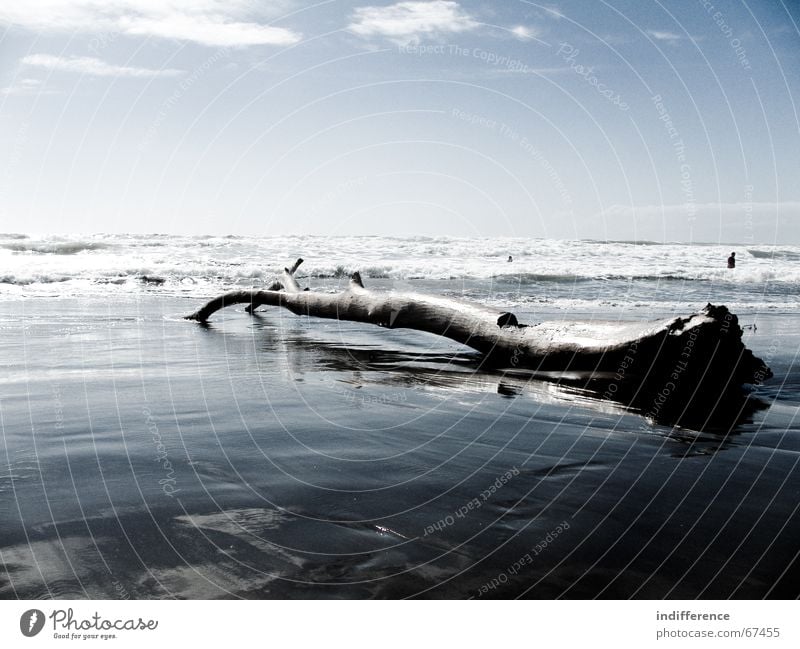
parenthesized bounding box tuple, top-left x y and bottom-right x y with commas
(1, 294, 798, 598)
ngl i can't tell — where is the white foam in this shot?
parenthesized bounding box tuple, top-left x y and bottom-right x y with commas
(0, 234, 795, 310)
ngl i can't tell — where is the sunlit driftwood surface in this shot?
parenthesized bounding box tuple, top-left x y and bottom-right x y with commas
(187, 258, 772, 428)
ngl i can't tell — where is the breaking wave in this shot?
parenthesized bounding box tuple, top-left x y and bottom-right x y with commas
(1, 234, 798, 310)
(2, 240, 110, 254)
(747, 248, 800, 261)
(0, 274, 71, 286)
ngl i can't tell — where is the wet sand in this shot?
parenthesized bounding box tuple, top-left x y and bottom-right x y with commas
(1, 295, 798, 598)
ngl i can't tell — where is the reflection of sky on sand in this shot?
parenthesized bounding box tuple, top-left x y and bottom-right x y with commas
(222, 314, 768, 443)
(0, 505, 480, 599)
(1, 297, 797, 599)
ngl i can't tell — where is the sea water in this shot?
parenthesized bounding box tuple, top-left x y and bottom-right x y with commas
(0, 234, 798, 598)
(2, 233, 798, 313)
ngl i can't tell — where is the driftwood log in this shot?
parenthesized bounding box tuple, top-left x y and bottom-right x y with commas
(187, 259, 772, 427)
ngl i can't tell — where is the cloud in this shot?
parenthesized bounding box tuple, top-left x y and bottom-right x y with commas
(510, 25, 536, 40)
(119, 16, 299, 48)
(0, 78, 59, 96)
(647, 30, 682, 42)
(349, 1, 478, 43)
(0, 0, 301, 48)
(22, 54, 184, 78)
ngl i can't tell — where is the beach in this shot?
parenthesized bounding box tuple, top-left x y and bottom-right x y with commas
(1, 235, 798, 598)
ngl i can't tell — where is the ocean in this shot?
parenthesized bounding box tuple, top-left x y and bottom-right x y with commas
(3, 234, 800, 314)
(1, 234, 798, 598)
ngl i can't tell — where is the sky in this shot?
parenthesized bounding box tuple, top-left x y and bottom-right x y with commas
(0, 0, 798, 242)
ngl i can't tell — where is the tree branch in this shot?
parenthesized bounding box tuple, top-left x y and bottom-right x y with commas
(186, 261, 772, 413)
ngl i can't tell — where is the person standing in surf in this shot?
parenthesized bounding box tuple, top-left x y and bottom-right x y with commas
(727, 251, 736, 269)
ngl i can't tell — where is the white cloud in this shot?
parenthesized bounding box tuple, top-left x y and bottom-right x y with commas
(22, 54, 184, 78)
(1, 78, 52, 95)
(0, 79, 42, 95)
(647, 30, 682, 42)
(510, 25, 536, 40)
(0, 0, 301, 47)
(119, 16, 299, 48)
(349, 1, 478, 43)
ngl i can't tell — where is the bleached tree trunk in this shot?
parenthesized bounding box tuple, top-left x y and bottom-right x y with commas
(186, 259, 771, 423)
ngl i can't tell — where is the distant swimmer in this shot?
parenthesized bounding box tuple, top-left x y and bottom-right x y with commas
(507, 255, 513, 263)
(727, 251, 736, 269)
